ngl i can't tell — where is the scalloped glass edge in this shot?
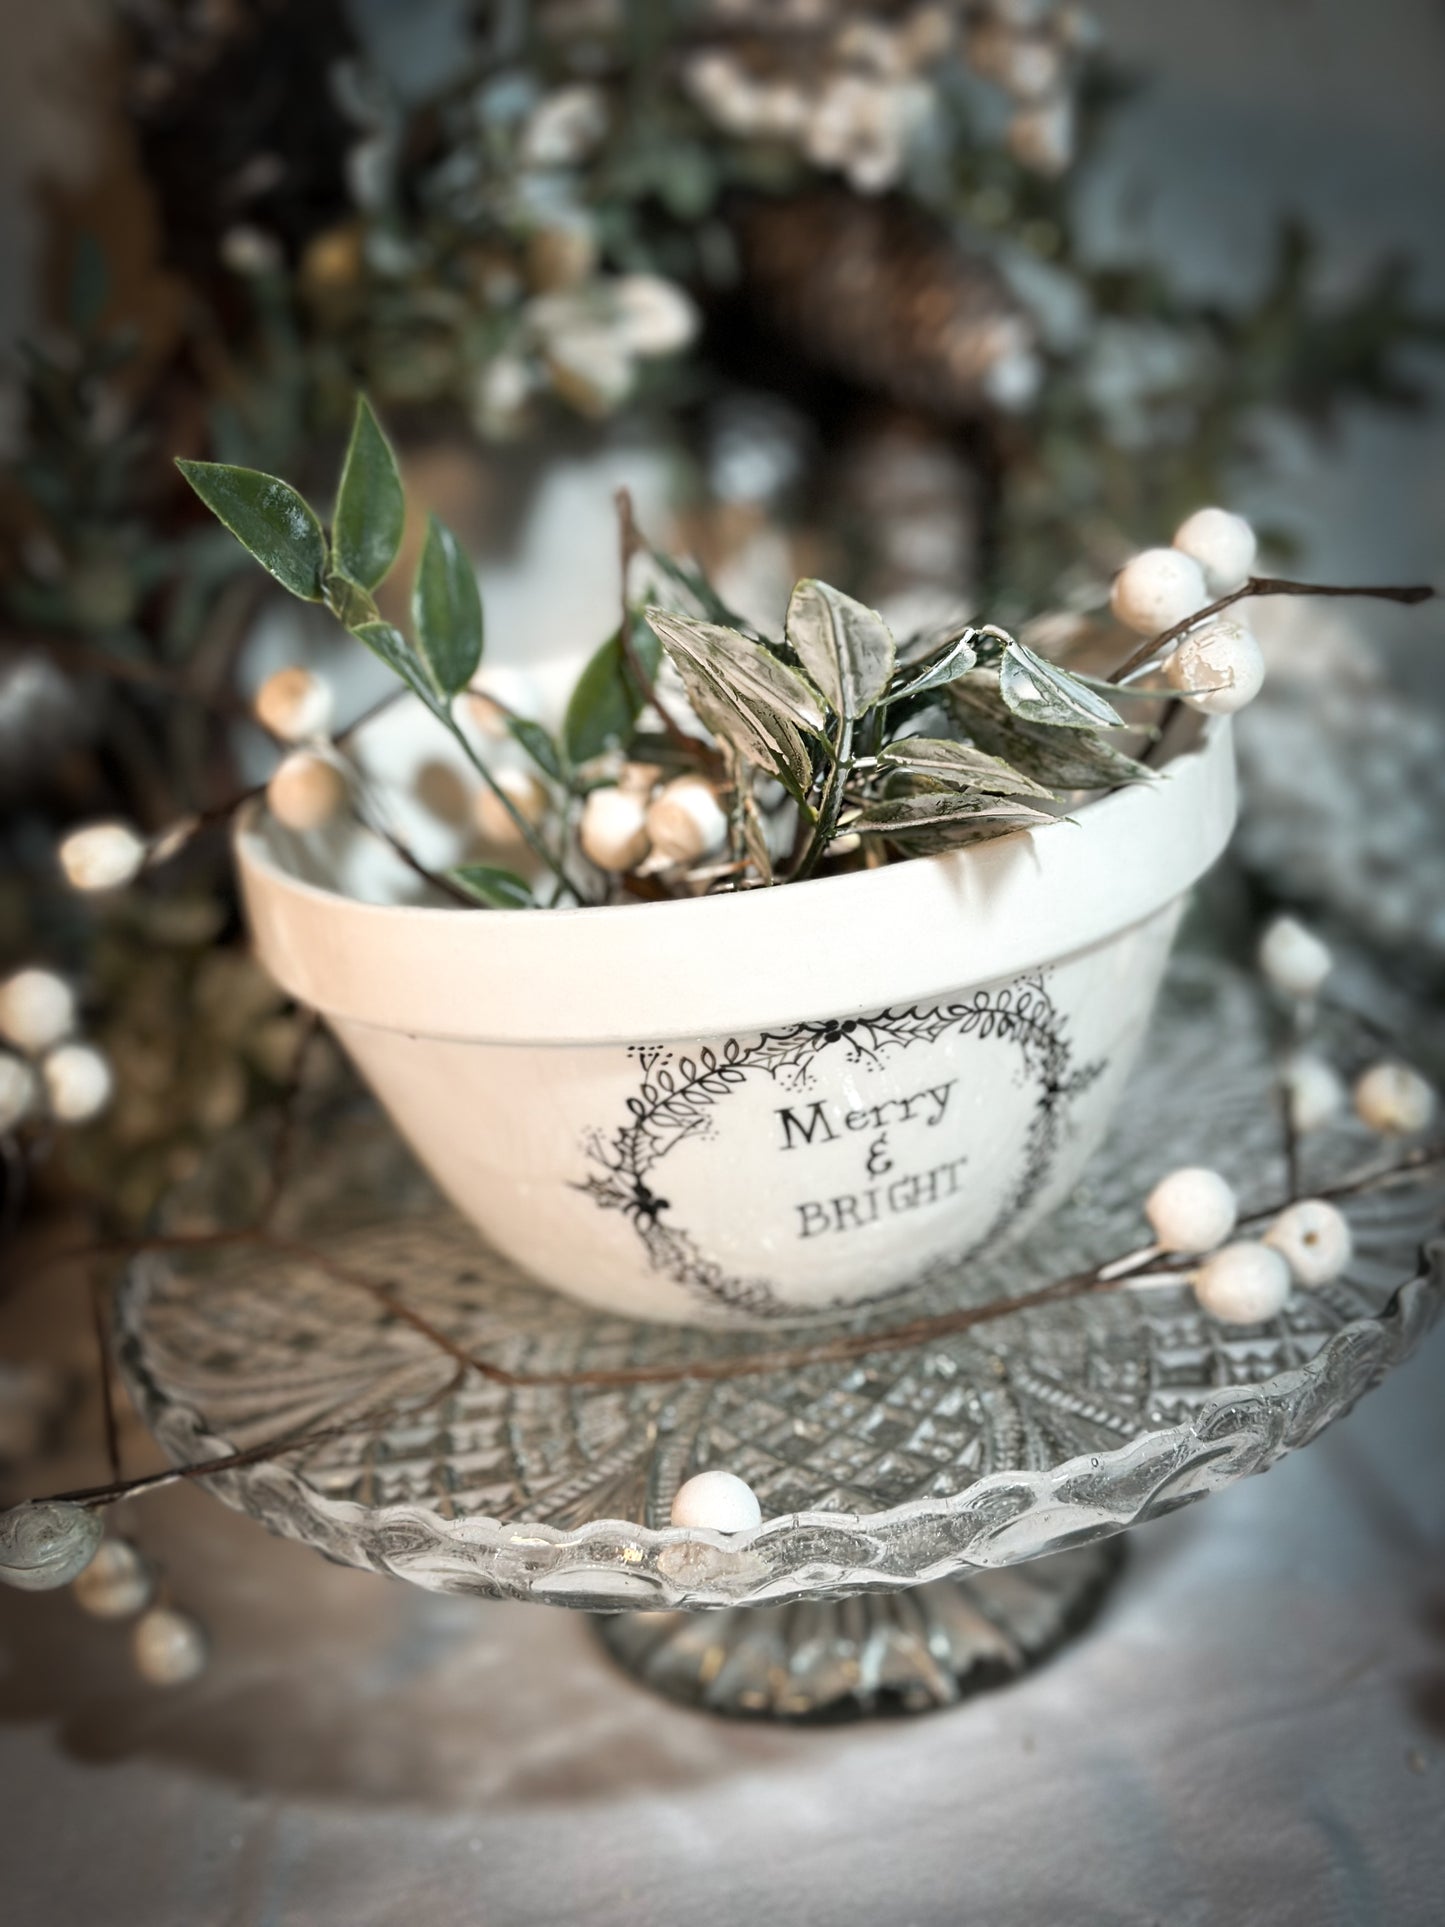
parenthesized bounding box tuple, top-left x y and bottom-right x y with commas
(115, 1241, 1445, 1612)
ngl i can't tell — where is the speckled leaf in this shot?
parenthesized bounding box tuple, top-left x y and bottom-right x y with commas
(999, 639, 1124, 730)
(877, 736, 1051, 798)
(786, 578, 895, 720)
(645, 608, 821, 796)
(885, 629, 979, 705)
(176, 460, 327, 601)
(848, 791, 1053, 838)
(948, 680, 1154, 789)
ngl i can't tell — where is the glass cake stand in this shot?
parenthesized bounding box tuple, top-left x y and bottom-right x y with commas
(114, 961, 1444, 1719)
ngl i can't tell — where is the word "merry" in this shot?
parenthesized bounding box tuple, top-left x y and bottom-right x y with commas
(776, 1079, 956, 1151)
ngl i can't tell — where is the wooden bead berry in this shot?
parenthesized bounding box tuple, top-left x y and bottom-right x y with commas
(1144, 1167, 1237, 1255)
(580, 786, 651, 872)
(58, 821, 148, 892)
(0, 968, 76, 1054)
(1264, 1200, 1352, 1287)
(0, 1501, 103, 1592)
(645, 776, 728, 866)
(474, 769, 551, 847)
(42, 1042, 114, 1123)
(133, 1606, 208, 1685)
(73, 1537, 154, 1619)
(1110, 548, 1207, 638)
(1164, 618, 1265, 715)
(1354, 1062, 1435, 1136)
(1172, 507, 1257, 594)
(267, 749, 348, 832)
(254, 666, 333, 742)
(1258, 916, 1332, 1000)
(1192, 1242, 1292, 1325)
(670, 1470, 763, 1533)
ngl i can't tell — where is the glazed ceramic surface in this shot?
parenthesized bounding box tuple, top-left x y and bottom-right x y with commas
(235, 716, 1236, 1325)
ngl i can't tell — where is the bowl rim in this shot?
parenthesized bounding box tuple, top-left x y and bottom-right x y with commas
(234, 713, 1236, 1045)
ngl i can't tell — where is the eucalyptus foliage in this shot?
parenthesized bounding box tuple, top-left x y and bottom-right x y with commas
(180, 399, 1156, 911)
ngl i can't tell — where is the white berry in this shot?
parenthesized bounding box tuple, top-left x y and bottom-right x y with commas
(1192, 1241, 1292, 1325)
(1172, 506, 1257, 594)
(0, 1500, 103, 1591)
(1281, 1052, 1346, 1135)
(474, 769, 551, 847)
(464, 666, 543, 742)
(645, 776, 728, 866)
(1164, 618, 1266, 715)
(0, 968, 76, 1053)
(1264, 1200, 1352, 1287)
(266, 749, 349, 832)
(58, 821, 148, 892)
(670, 1470, 763, 1533)
(132, 1605, 208, 1685)
(0, 1051, 39, 1132)
(1258, 916, 1332, 1000)
(1353, 1062, 1435, 1136)
(42, 1041, 114, 1123)
(579, 785, 651, 872)
(253, 666, 333, 742)
(1110, 548, 1208, 638)
(1144, 1166, 1238, 1255)
(72, 1537, 154, 1619)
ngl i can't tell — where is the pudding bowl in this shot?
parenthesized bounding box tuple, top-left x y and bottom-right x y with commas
(234, 712, 1236, 1327)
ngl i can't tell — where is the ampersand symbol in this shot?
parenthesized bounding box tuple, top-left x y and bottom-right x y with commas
(866, 1133, 893, 1178)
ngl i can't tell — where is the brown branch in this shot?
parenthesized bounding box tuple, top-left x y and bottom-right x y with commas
(1108, 576, 1436, 685)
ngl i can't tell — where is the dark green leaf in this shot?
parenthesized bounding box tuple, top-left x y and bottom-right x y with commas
(448, 864, 534, 909)
(176, 460, 327, 601)
(562, 616, 662, 764)
(948, 681, 1154, 789)
(877, 736, 1051, 798)
(645, 608, 821, 797)
(413, 514, 483, 696)
(785, 578, 895, 720)
(508, 716, 566, 783)
(323, 570, 380, 632)
(999, 638, 1124, 730)
(333, 396, 404, 591)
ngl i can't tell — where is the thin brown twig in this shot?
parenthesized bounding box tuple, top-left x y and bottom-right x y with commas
(1107, 577, 1436, 685)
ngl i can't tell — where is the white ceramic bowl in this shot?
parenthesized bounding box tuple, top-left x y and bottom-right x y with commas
(236, 714, 1236, 1326)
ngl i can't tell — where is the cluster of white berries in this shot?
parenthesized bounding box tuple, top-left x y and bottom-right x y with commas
(1110, 506, 1266, 716)
(965, 0, 1091, 177)
(0, 967, 113, 1132)
(578, 764, 729, 877)
(1143, 1167, 1352, 1326)
(684, 7, 950, 195)
(1255, 914, 1437, 1140)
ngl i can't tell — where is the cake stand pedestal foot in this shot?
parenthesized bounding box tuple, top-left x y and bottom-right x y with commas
(593, 1540, 1124, 1721)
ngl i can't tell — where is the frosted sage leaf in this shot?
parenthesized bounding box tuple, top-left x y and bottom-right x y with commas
(448, 864, 533, 909)
(353, 619, 438, 709)
(333, 395, 404, 591)
(948, 682, 1153, 789)
(877, 736, 1051, 798)
(646, 608, 821, 796)
(885, 629, 978, 705)
(849, 791, 1054, 838)
(508, 716, 565, 783)
(785, 578, 895, 720)
(563, 616, 661, 763)
(413, 514, 483, 696)
(999, 638, 1124, 730)
(176, 459, 327, 601)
